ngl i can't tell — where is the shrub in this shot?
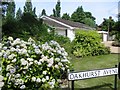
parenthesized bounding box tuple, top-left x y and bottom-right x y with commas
(0, 37, 71, 90)
(72, 30, 110, 57)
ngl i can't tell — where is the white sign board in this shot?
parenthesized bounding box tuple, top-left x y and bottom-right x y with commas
(68, 68, 118, 81)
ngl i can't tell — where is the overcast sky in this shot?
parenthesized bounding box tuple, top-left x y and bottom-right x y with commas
(14, 0, 119, 25)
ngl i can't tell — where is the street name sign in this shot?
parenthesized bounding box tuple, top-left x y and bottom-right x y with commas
(68, 68, 118, 81)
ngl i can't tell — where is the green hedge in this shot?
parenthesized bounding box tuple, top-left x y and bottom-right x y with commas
(72, 30, 110, 57)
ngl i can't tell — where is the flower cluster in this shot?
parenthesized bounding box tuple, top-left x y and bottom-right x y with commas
(0, 74, 4, 90)
(0, 37, 71, 89)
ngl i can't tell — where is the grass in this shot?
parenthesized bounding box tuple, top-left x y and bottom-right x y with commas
(69, 54, 119, 90)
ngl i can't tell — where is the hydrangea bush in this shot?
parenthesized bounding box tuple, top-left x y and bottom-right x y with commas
(0, 37, 71, 90)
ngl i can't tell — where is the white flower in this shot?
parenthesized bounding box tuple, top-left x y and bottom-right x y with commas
(0, 75, 4, 81)
(47, 58, 54, 65)
(61, 59, 68, 62)
(34, 60, 38, 64)
(36, 78, 41, 83)
(47, 64, 52, 67)
(10, 68, 16, 74)
(28, 37, 35, 43)
(57, 79, 61, 83)
(15, 74, 20, 78)
(0, 67, 2, 71)
(58, 62, 63, 66)
(28, 62, 33, 66)
(21, 58, 28, 66)
(10, 47, 16, 52)
(12, 38, 21, 46)
(0, 43, 3, 49)
(0, 52, 2, 57)
(49, 79, 55, 87)
(8, 54, 16, 60)
(20, 85, 26, 89)
(6, 65, 13, 71)
(32, 77, 36, 82)
(3, 46, 7, 50)
(21, 49, 27, 55)
(6, 73, 10, 77)
(27, 58, 33, 62)
(8, 36, 13, 41)
(62, 67, 65, 71)
(12, 58, 17, 63)
(35, 49, 41, 54)
(37, 61, 41, 65)
(55, 65, 59, 69)
(0, 82, 4, 88)
(57, 50, 61, 54)
(55, 58, 60, 62)
(15, 79, 24, 85)
(42, 71, 47, 75)
(42, 78, 46, 82)
(46, 76, 49, 80)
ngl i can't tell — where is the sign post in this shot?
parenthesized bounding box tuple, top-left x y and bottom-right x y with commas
(68, 66, 118, 90)
(114, 65, 117, 90)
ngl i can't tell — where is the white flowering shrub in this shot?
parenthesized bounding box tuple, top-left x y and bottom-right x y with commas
(0, 37, 71, 90)
(0, 74, 4, 90)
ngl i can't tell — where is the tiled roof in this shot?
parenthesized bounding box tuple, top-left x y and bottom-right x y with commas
(42, 15, 94, 30)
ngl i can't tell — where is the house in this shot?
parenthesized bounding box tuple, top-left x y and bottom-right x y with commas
(98, 31, 108, 42)
(41, 15, 95, 41)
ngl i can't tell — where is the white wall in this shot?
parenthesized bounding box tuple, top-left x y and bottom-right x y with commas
(67, 29, 75, 41)
(55, 29, 66, 36)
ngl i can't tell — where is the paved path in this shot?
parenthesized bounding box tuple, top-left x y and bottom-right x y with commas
(102, 41, 120, 54)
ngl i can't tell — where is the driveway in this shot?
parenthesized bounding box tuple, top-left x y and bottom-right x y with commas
(102, 41, 120, 54)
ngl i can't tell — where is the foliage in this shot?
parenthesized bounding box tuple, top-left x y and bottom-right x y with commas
(41, 9, 47, 16)
(62, 13, 70, 20)
(101, 16, 115, 32)
(71, 6, 85, 23)
(0, 37, 71, 90)
(16, 8, 22, 20)
(112, 21, 120, 42)
(6, 0, 15, 21)
(52, 0, 61, 17)
(72, 30, 110, 57)
(2, 12, 48, 40)
(71, 6, 96, 27)
(83, 18, 96, 28)
(23, 0, 37, 17)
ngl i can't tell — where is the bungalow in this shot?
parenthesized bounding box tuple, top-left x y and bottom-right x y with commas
(41, 15, 95, 41)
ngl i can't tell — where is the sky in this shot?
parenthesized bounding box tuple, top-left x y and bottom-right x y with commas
(14, 0, 119, 25)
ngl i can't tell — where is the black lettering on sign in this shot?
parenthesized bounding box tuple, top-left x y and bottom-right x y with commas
(103, 70, 109, 75)
(74, 74, 78, 79)
(70, 74, 74, 80)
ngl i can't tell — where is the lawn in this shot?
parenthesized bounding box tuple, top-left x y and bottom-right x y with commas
(69, 54, 119, 90)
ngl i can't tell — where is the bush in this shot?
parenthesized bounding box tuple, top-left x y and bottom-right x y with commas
(72, 30, 110, 57)
(0, 37, 71, 90)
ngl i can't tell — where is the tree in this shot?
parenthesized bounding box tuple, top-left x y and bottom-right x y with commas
(23, 0, 36, 16)
(53, 9, 56, 17)
(84, 12, 96, 21)
(62, 13, 70, 20)
(55, 0, 61, 17)
(83, 18, 96, 28)
(101, 16, 115, 33)
(52, 0, 61, 17)
(16, 8, 22, 20)
(41, 9, 46, 16)
(71, 6, 86, 23)
(6, 0, 15, 20)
